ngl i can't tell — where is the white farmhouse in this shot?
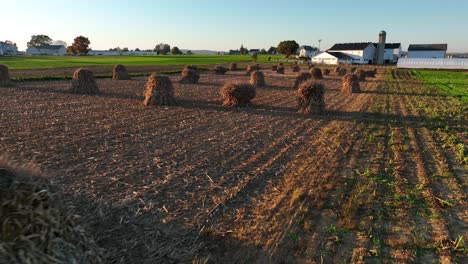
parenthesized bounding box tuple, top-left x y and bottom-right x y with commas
(0, 41, 18, 55)
(312, 51, 354, 65)
(299, 45, 318, 58)
(407, 44, 447, 58)
(26, 45, 67, 56)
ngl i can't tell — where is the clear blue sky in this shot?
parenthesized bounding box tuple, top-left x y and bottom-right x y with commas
(2, 0, 467, 52)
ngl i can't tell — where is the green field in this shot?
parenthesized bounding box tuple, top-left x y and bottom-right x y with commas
(412, 70, 468, 102)
(0, 55, 282, 70)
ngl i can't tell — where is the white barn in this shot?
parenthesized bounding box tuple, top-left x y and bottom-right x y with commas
(407, 44, 447, 59)
(382, 43, 401, 63)
(312, 51, 354, 65)
(327, 43, 376, 64)
(26, 45, 67, 56)
(0, 41, 18, 55)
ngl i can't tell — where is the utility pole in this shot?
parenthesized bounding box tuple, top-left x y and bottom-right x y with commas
(318, 39, 322, 52)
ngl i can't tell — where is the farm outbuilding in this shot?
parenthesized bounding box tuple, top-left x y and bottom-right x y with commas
(27, 45, 67, 56)
(299, 45, 318, 58)
(407, 44, 447, 58)
(311, 51, 354, 65)
(0, 41, 18, 55)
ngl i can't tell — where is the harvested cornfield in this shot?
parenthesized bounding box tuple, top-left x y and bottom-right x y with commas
(249, 70, 265, 87)
(366, 70, 376, 78)
(220, 81, 256, 107)
(246, 64, 260, 75)
(322, 68, 330, 76)
(229, 63, 237, 71)
(0, 159, 103, 264)
(0, 64, 12, 87)
(310, 67, 323, 80)
(143, 74, 176, 106)
(342, 73, 361, 94)
(112, 64, 130, 80)
(355, 69, 367, 81)
(180, 69, 200, 84)
(70, 68, 99, 94)
(350, 67, 357, 73)
(184, 65, 198, 71)
(292, 64, 300, 73)
(297, 80, 325, 114)
(214, 65, 228, 75)
(272, 65, 278, 71)
(294, 72, 312, 88)
(276, 65, 285, 74)
(334, 66, 342, 73)
(338, 68, 347, 76)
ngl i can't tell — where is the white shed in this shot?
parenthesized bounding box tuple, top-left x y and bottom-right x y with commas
(26, 45, 67, 56)
(312, 51, 354, 65)
(407, 44, 447, 59)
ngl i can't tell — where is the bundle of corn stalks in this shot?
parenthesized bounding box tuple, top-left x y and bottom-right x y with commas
(143, 74, 176, 106)
(184, 65, 198, 71)
(297, 80, 325, 114)
(350, 67, 357, 73)
(342, 73, 361, 94)
(220, 82, 256, 107)
(292, 64, 300, 72)
(272, 65, 278, 71)
(214, 65, 228, 75)
(338, 68, 347, 76)
(334, 66, 342, 73)
(112, 64, 130, 80)
(250, 70, 265, 87)
(365, 70, 376, 78)
(180, 69, 200, 84)
(355, 69, 367, 81)
(294, 72, 312, 88)
(70, 68, 99, 94)
(0, 64, 12, 87)
(310, 67, 323, 79)
(322, 68, 331, 76)
(276, 65, 285, 74)
(246, 64, 259, 75)
(229, 63, 237, 71)
(0, 159, 104, 264)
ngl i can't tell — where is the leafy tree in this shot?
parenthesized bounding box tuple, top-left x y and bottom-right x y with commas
(260, 48, 267, 55)
(27, 35, 52, 47)
(135, 48, 140, 51)
(186, 50, 193, 55)
(71, 36, 90, 54)
(154, 43, 171, 55)
(277, 40, 299, 57)
(122, 47, 129, 52)
(66, 46, 76, 54)
(171, 46, 181, 55)
(240, 44, 248, 55)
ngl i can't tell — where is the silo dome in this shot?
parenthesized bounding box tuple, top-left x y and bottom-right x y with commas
(380, 30, 387, 35)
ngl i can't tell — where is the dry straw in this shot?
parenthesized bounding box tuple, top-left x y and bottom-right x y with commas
(310, 67, 323, 79)
(322, 68, 331, 76)
(276, 65, 285, 74)
(0, 64, 12, 87)
(297, 80, 325, 114)
(294, 72, 312, 88)
(214, 65, 228, 75)
(0, 159, 104, 264)
(246, 64, 260, 75)
(338, 68, 347, 76)
(355, 69, 367, 81)
(70, 68, 99, 94)
(250, 70, 265, 87)
(220, 82, 256, 107)
(272, 65, 278, 71)
(229, 63, 237, 71)
(112, 64, 130, 80)
(366, 70, 376, 78)
(143, 74, 176, 106)
(292, 64, 300, 73)
(180, 69, 200, 84)
(184, 65, 198, 71)
(342, 73, 361, 94)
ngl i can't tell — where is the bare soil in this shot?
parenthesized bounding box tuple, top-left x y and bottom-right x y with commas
(0, 69, 466, 263)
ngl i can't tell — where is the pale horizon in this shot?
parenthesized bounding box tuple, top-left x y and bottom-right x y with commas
(2, 0, 467, 52)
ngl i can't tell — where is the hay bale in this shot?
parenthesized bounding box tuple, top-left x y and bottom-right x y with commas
(220, 82, 256, 107)
(322, 68, 331, 76)
(310, 67, 323, 80)
(342, 73, 361, 94)
(143, 74, 176, 106)
(214, 65, 228, 75)
(272, 65, 278, 71)
(0, 64, 12, 87)
(70, 68, 99, 94)
(276, 65, 285, 74)
(0, 159, 103, 264)
(294, 72, 312, 88)
(229, 63, 237, 71)
(292, 64, 301, 73)
(180, 69, 200, 84)
(246, 64, 259, 75)
(112, 64, 130, 80)
(355, 69, 366, 81)
(184, 65, 198, 71)
(297, 80, 325, 114)
(250, 70, 265, 87)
